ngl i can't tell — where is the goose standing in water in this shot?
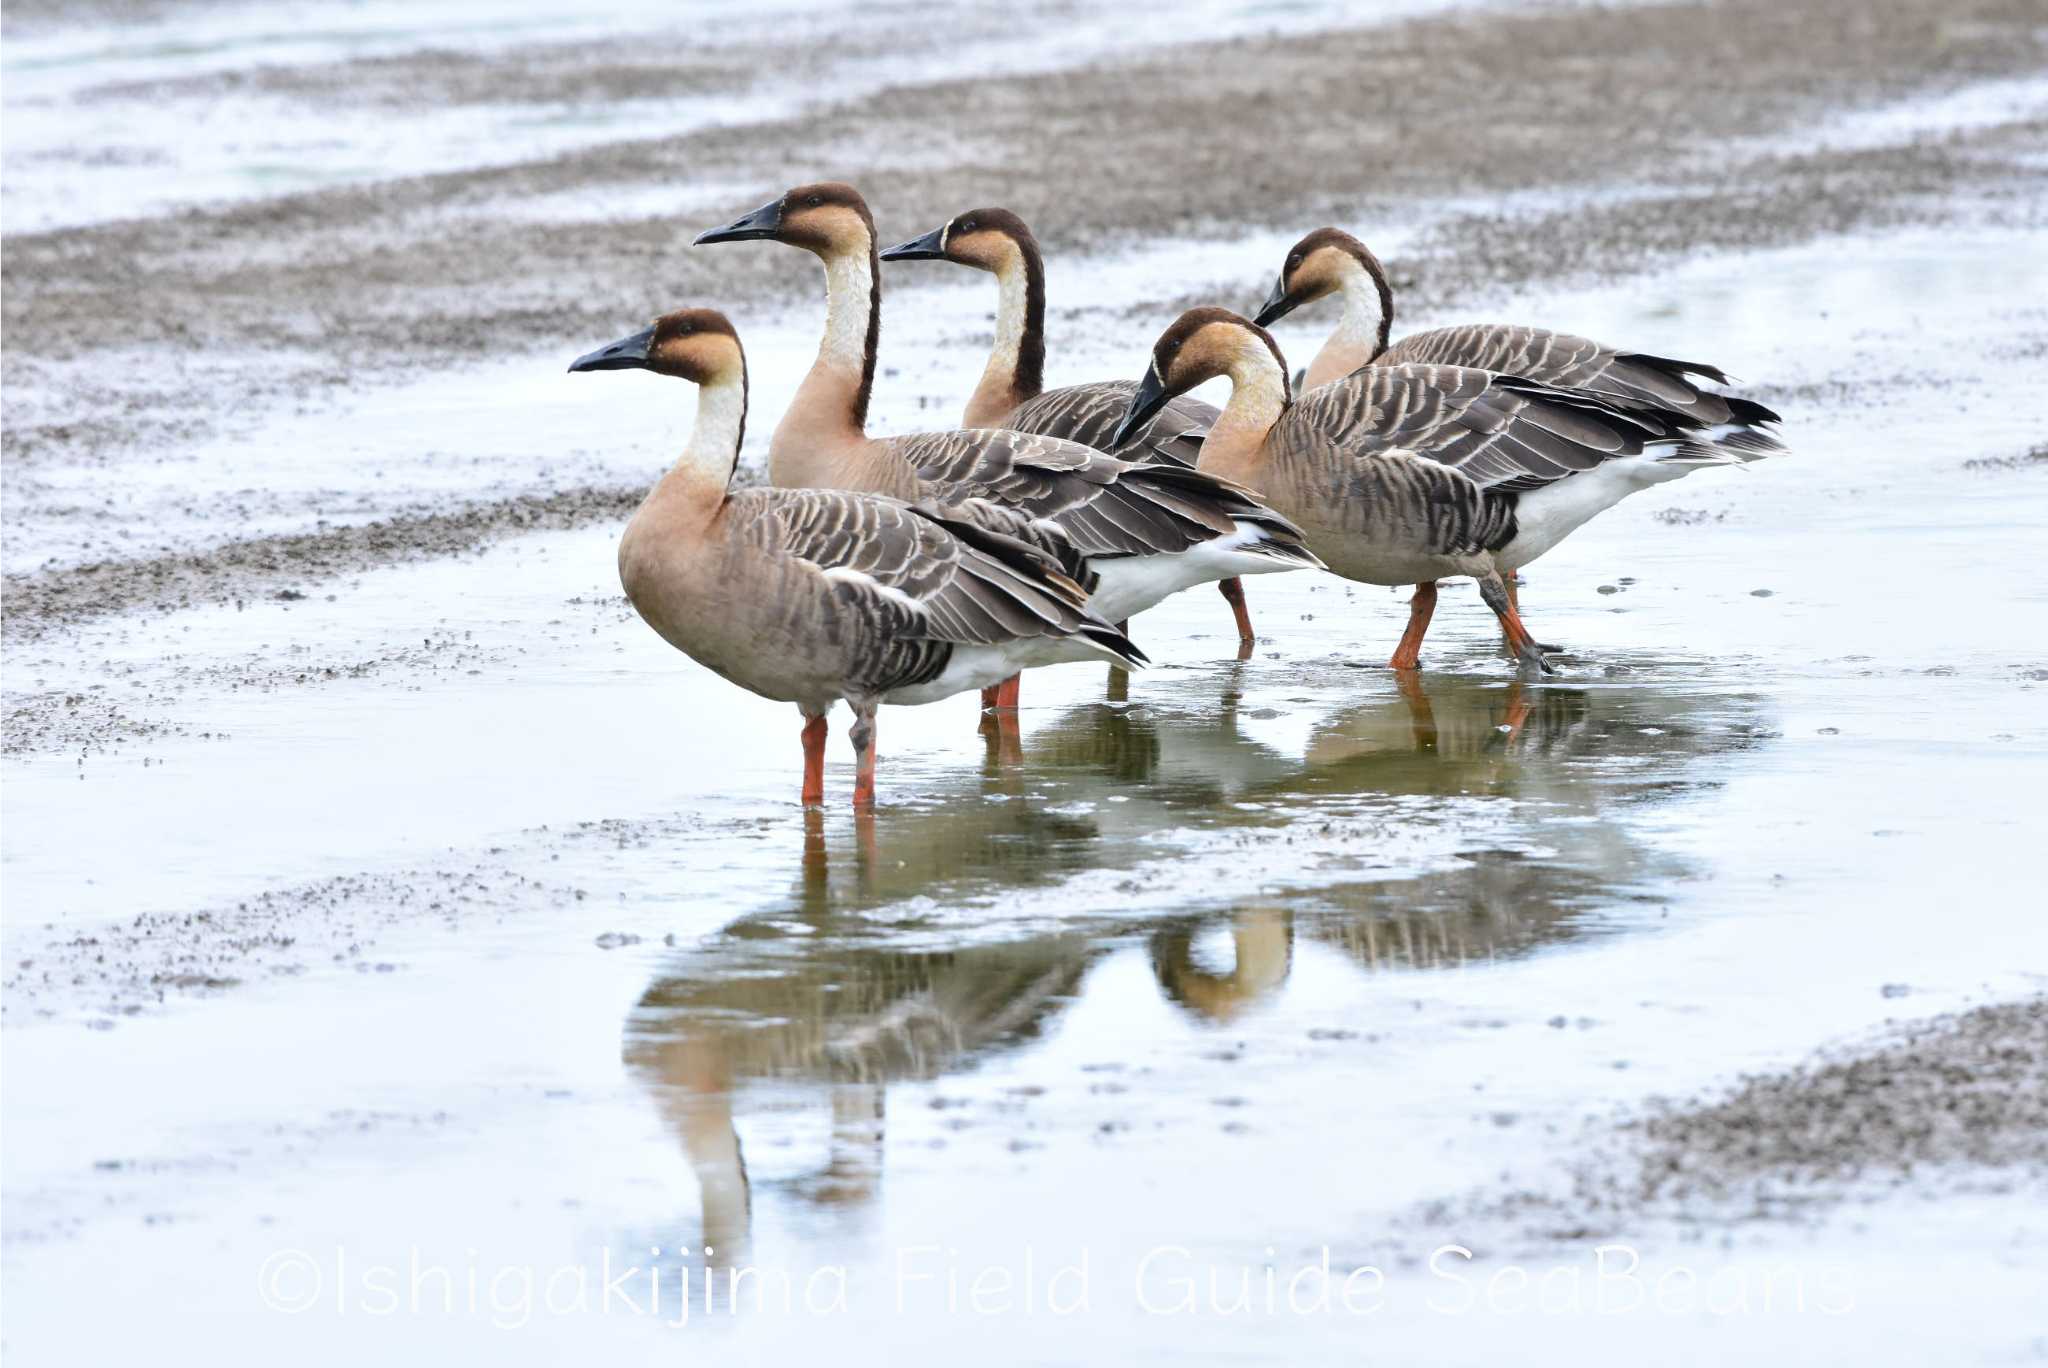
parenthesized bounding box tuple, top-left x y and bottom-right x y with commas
(1114, 308, 1743, 672)
(569, 307, 1142, 808)
(879, 208, 1261, 646)
(693, 183, 1319, 719)
(1249, 226, 1784, 648)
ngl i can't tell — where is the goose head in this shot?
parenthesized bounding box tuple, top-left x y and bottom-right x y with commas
(694, 182, 875, 258)
(1112, 307, 1288, 449)
(569, 307, 745, 385)
(1253, 226, 1388, 327)
(879, 207, 1036, 275)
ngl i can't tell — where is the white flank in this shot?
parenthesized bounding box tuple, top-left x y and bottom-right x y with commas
(1088, 522, 1309, 622)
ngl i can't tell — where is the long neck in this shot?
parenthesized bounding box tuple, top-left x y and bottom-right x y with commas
(770, 239, 880, 480)
(1196, 336, 1292, 489)
(645, 369, 748, 518)
(1302, 255, 1392, 390)
(963, 237, 1046, 427)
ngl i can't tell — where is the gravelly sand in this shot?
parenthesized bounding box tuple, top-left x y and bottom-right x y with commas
(1, 485, 640, 643)
(1386, 996, 2048, 1255)
(1629, 997, 2048, 1199)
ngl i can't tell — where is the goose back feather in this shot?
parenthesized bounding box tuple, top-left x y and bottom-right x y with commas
(1375, 324, 1784, 438)
(1003, 382, 1221, 469)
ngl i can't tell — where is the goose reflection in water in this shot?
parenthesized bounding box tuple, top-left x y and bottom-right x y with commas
(621, 670, 1769, 1273)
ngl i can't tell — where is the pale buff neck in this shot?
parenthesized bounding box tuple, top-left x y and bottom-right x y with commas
(1301, 257, 1391, 391)
(632, 370, 748, 535)
(963, 241, 1041, 427)
(1195, 336, 1291, 489)
(769, 245, 878, 489)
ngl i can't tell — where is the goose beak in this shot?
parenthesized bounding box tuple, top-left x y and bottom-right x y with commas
(694, 197, 783, 245)
(879, 226, 948, 262)
(1253, 272, 1298, 328)
(568, 324, 656, 373)
(1112, 366, 1171, 450)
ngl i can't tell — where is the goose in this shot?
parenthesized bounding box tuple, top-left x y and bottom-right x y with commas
(1251, 226, 1785, 649)
(692, 183, 1320, 716)
(1112, 308, 1740, 673)
(878, 207, 1263, 645)
(1257, 227, 1790, 423)
(568, 306, 1142, 808)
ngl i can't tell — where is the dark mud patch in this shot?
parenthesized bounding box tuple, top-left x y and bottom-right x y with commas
(1394, 997, 2048, 1259)
(2, 686, 205, 757)
(1, 619, 547, 757)
(1963, 442, 2048, 473)
(1, 484, 638, 643)
(1624, 997, 2048, 1204)
(76, 38, 762, 111)
(2, 863, 591, 1025)
(0, 809, 770, 1022)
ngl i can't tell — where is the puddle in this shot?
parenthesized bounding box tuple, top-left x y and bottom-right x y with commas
(5, 85, 2048, 1368)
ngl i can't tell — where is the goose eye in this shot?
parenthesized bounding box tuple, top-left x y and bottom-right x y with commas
(960, 219, 976, 233)
(1287, 254, 1301, 270)
(805, 194, 823, 208)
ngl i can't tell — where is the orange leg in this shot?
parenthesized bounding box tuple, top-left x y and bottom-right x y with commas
(849, 704, 878, 810)
(799, 714, 828, 806)
(1387, 581, 1438, 671)
(980, 685, 1000, 711)
(994, 674, 1021, 711)
(1219, 577, 1254, 644)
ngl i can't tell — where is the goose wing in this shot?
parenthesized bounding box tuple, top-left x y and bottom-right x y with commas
(742, 488, 1141, 679)
(1264, 411, 1518, 558)
(1003, 382, 1219, 468)
(1376, 324, 1784, 433)
(887, 427, 1292, 561)
(1297, 363, 1698, 496)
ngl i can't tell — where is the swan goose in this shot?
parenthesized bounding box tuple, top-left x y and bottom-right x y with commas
(878, 207, 1264, 645)
(1252, 227, 1785, 662)
(570, 307, 1141, 808)
(692, 183, 1321, 714)
(1114, 308, 1728, 673)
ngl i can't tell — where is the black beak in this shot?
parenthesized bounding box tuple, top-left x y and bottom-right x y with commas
(879, 226, 948, 262)
(1111, 365, 1171, 451)
(1253, 271, 1298, 328)
(694, 197, 783, 245)
(568, 324, 656, 374)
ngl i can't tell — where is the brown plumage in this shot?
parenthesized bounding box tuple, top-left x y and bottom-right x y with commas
(881, 206, 1275, 643)
(1248, 228, 1785, 660)
(695, 184, 1321, 690)
(1117, 308, 1733, 673)
(878, 207, 1219, 460)
(1255, 225, 1784, 434)
(1001, 382, 1218, 469)
(569, 306, 1141, 809)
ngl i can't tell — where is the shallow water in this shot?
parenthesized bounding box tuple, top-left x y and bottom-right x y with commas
(7, 36, 2048, 1363)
